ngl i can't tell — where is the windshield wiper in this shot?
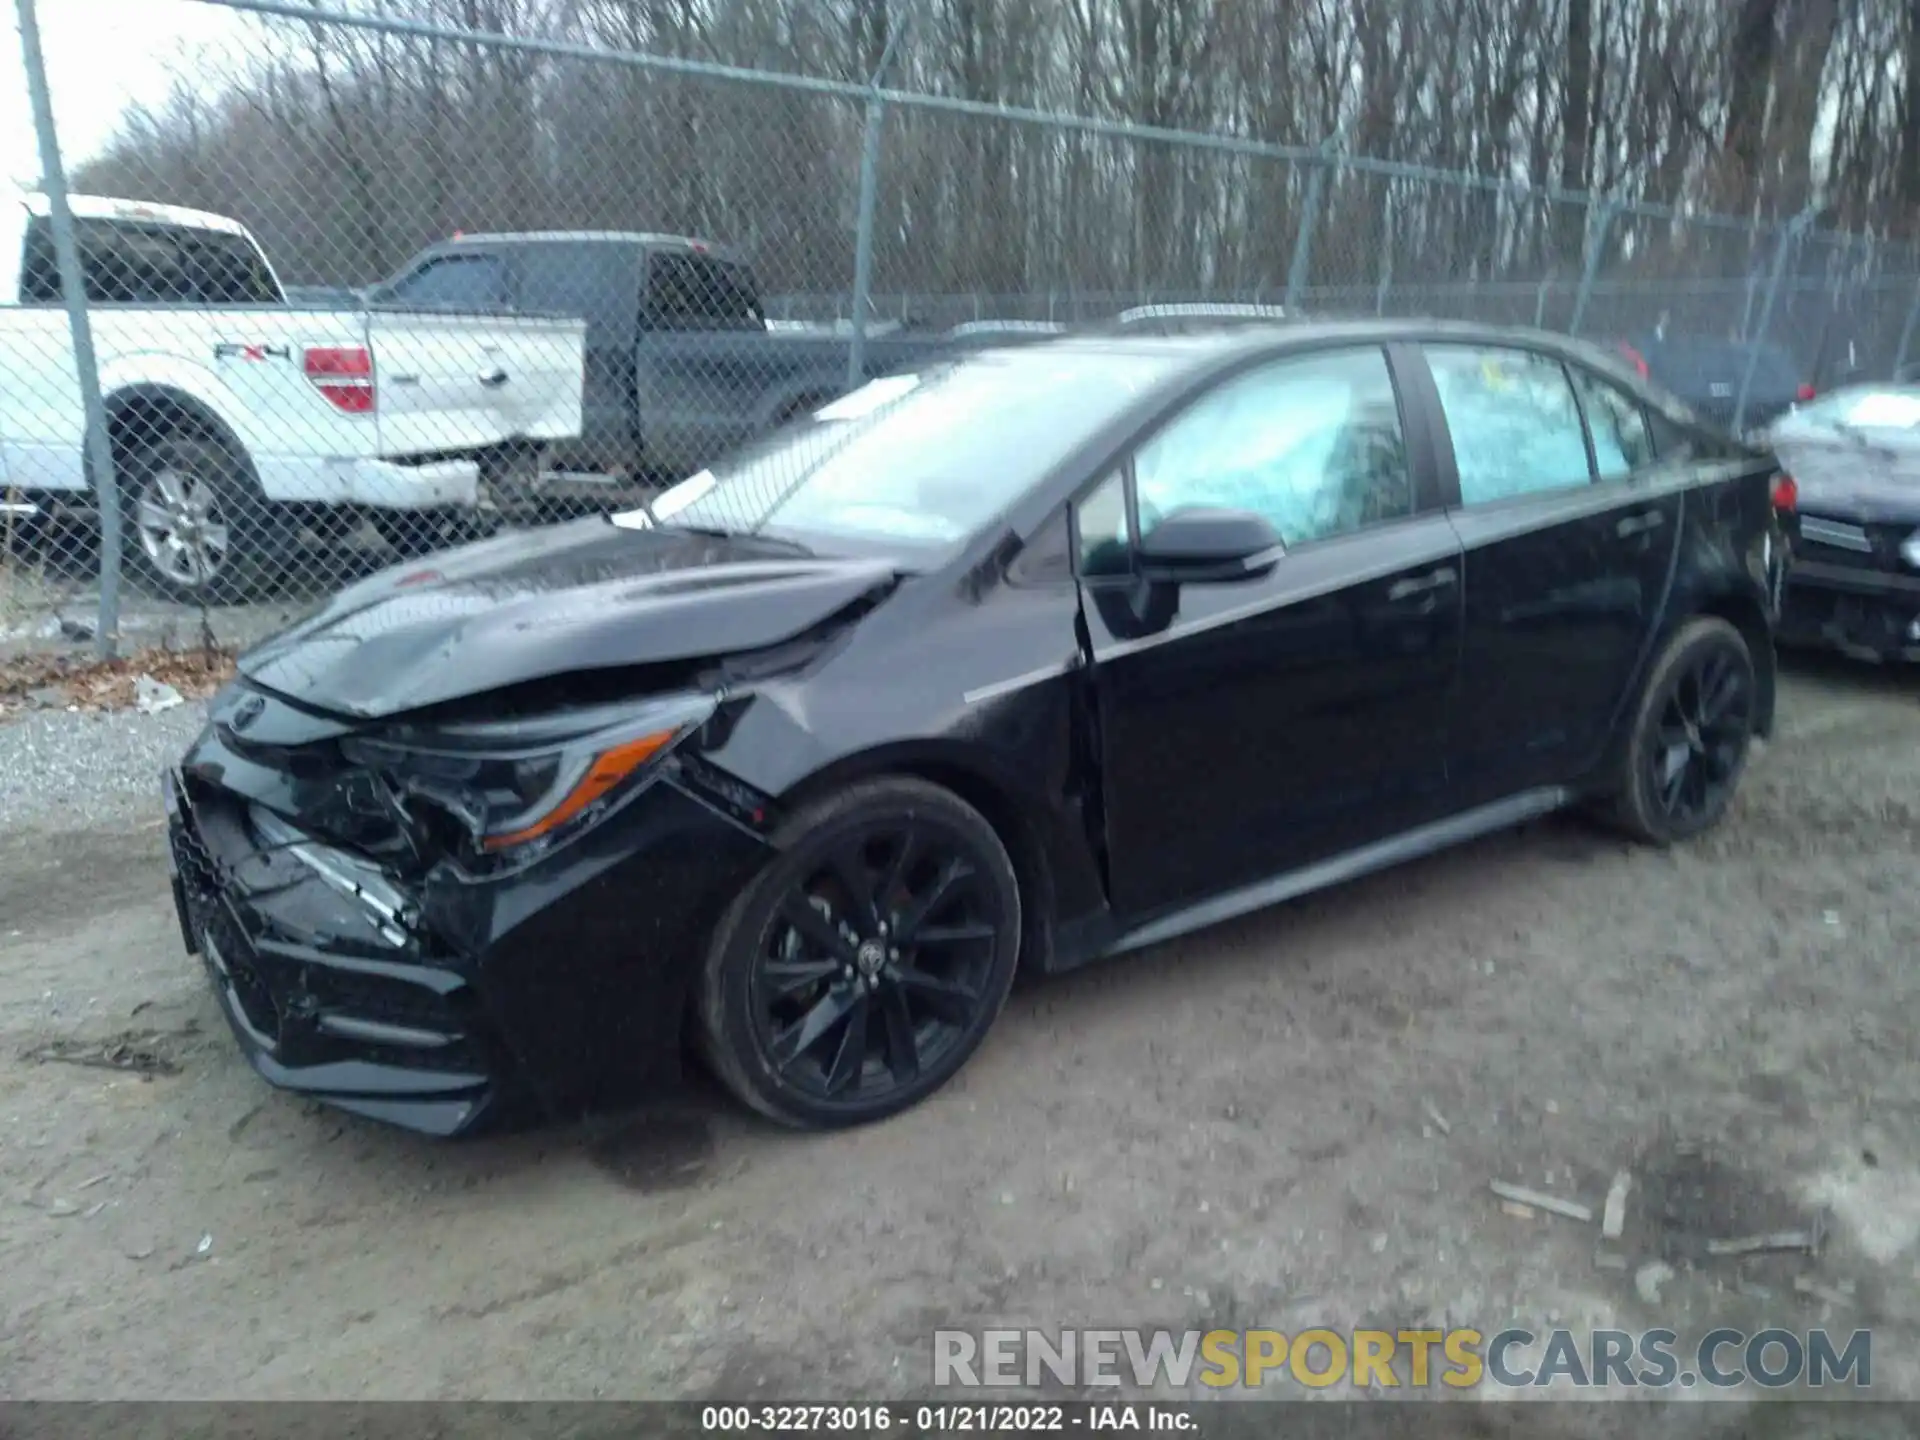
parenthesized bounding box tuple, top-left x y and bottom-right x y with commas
(659, 520, 819, 555)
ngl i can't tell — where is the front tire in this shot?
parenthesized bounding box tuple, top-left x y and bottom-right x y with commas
(1603, 616, 1757, 845)
(696, 778, 1022, 1129)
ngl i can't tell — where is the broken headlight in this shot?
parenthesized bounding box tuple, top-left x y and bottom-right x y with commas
(339, 693, 716, 865)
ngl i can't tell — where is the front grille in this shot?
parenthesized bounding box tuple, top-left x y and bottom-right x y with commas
(202, 898, 284, 1043)
(1800, 515, 1874, 556)
(171, 808, 284, 1043)
(170, 778, 493, 1075)
(1797, 513, 1912, 572)
(171, 810, 220, 901)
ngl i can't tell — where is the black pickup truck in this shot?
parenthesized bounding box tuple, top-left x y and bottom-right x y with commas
(364, 232, 979, 493)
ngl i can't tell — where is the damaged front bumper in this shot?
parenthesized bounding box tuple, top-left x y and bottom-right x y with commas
(162, 717, 773, 1137)
(164, 766, 503, 1135)
(1778, 559, 1920, 663)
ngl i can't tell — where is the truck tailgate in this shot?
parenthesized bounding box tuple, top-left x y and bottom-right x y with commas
(368, 310, 585, 458)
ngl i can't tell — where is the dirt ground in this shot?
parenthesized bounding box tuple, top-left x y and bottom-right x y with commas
(3, 654, 1919, 1408)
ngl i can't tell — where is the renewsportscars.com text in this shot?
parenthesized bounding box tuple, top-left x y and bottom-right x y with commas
(932, 1326, 1872, 1390)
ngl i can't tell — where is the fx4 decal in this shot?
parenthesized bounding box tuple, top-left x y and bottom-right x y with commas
(213, 342, 292, 362)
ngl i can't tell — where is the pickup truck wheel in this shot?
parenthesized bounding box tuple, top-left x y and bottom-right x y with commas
(121, 433, 287, 604)
(371, 509, 489, 558)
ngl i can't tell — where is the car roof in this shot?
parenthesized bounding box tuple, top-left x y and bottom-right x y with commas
(439, 230, 749, 263)
(16, 190, 253, 237)
(989, 317, 1640, 381)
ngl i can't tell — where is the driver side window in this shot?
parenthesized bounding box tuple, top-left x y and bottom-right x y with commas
(1130, 347, 1414, 548)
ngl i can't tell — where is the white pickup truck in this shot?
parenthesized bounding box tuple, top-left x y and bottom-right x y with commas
(0, 192, 586, 601)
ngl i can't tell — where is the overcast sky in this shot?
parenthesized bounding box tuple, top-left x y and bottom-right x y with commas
(4, 0, 251, 189)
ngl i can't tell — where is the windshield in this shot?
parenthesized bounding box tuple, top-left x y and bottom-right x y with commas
(622, 349, 1179, 551)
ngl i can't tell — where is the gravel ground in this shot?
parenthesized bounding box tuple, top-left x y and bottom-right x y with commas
(1, 654, 1918, 1412)
(0, 701, 209, 831)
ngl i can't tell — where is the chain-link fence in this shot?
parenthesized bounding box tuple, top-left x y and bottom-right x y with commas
(7, 0, 1920, 657)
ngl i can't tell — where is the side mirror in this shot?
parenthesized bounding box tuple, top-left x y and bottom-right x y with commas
(1136, 507, 1284, 584)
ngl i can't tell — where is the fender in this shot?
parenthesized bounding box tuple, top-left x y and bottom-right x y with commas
(82, 382, 262, 497)
(738, 726, 1109, 963)
(767, 735, 1044, 830)
(751, 369, 856, 431)
(96, 352, 256, 448)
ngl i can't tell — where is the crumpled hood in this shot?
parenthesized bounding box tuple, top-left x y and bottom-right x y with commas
(237, 518, 900, 719)
(1774, 436, 1920, 524)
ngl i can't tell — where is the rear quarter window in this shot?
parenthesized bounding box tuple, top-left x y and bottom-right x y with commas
(509, 243, 635, 324)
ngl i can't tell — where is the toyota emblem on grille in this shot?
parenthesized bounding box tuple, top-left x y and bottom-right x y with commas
(228, 694, 265, 732)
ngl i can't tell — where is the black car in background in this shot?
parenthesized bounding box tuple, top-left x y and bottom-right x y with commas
(162, 320, 1790, 1137)
(1616, 332, 1814, 434)
(1765, 383, 1920, 662)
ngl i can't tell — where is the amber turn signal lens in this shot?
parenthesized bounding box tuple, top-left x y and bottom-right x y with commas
(482, 729, 678, 850)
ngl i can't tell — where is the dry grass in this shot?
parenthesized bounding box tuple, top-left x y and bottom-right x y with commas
(0, 644, 235, 717)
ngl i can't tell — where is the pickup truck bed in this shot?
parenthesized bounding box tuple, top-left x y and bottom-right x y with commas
(366, 232, 981, 495)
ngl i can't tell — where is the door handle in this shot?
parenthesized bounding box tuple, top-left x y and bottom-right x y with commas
(1616, 510, 1665, 539)
(1387, 567, 1457, 602)
(477, 367, 510, 388)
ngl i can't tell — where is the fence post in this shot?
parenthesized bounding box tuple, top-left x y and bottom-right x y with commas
(1284, 128, 1345, 310)
(846, 94, 885, 391)
(847, 7, 918, 391)
(1567, 199, 1616, 337)
(1893, 274, 1920, 380)
(16, 0, 122, 658)
(1736, 208, 1817, 434)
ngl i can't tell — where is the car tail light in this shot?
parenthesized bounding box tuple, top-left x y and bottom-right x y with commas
(1616, 342, 1650, 380)
(1796, 383, 1817, 402)
(304, 346, 374, 413)
(1771, 474, 1798, 512)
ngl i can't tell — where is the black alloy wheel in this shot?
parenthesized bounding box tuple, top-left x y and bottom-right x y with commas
(1606, 616, 1757, 845)
(698, 778, 1022, 1128)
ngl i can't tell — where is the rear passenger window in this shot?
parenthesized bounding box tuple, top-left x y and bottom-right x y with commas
(644, 254, 764, 329)
(1569, 368, 1654, 477)
(512, 243, 631, 322)
(1427, 345, 1593, 505)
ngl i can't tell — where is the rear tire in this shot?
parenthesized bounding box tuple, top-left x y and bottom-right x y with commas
(119, 432, 288, 605)
(371, 508, 494, 558)
(696, 777, 1022, 1129)
(1600, 617, 1757, 845)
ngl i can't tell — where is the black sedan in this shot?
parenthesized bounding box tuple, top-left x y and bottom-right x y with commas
(1764, 383, 1920, 662)
(163, 320, 1790, 1136)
